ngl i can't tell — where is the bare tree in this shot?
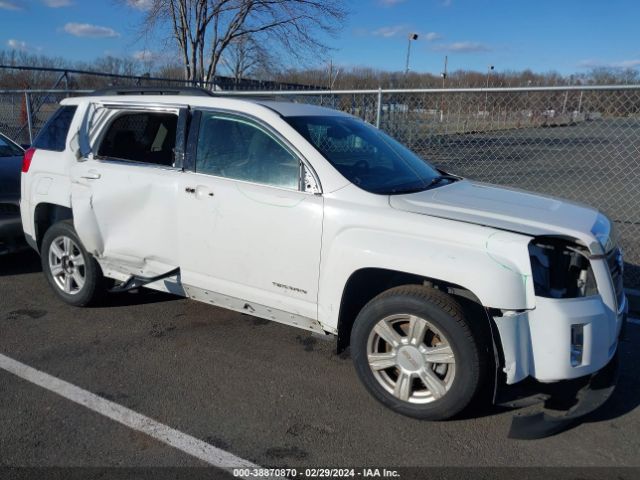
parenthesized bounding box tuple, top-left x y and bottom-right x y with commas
(221, 36, 276, 82)
(131, 0, 345, 84)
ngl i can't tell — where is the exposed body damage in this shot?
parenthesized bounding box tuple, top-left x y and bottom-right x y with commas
(20, 91, 627, 438)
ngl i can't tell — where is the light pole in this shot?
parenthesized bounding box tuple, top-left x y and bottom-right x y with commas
(440, 56, 448, 122)
(441, 55, 448, 88)
(404, 33, 419, 76)
(484, 64, 494, 113)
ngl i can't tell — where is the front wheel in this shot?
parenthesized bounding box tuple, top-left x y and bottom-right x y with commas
(41, 221, 107, 307)
(351, 285, 486, 420)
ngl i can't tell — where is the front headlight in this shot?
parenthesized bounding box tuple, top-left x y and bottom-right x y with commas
(592, 213, 618, 254)
(529, 237, 598, 298)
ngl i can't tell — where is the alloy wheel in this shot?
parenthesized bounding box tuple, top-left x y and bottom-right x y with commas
(366, 314, 456, 404)
(48, 235, 86, 295)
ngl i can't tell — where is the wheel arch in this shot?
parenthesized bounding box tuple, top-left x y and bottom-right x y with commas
(34, 202, 73, 251)
(335, 268, 501, 371)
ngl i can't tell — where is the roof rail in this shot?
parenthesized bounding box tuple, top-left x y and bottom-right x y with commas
(90, 86, 215, 97)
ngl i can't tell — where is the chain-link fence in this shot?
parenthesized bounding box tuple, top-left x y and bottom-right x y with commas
(2, 86, 639, 288)
(0, 89, 91, 145)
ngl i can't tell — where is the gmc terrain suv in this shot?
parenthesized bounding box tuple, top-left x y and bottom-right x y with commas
(20, 88, 627, 438)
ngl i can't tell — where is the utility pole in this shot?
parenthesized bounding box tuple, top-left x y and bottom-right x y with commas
(404, 33, 419, 76)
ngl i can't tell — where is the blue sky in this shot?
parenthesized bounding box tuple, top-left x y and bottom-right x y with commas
(1, 0, 639, 75)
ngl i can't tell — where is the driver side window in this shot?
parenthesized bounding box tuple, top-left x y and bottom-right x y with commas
(195, 113, 300, 190)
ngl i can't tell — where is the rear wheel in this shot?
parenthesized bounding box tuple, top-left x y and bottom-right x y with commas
(41, 221, 107, 307)
(351, 285, 485, 420)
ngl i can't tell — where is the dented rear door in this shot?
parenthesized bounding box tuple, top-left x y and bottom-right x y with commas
(70, 104, 184, 277)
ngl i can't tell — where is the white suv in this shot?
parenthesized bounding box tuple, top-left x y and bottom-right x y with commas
(20, 89, 627, 437)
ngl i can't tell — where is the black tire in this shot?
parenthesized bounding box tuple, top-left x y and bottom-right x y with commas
(350, 285, 486, 420)
(41, 220, 107, 307)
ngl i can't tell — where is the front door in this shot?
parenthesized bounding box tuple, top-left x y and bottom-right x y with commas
(178, 110, 323, 320)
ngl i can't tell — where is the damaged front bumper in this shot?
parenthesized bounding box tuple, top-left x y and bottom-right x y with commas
(492, 296, 627, 439)
(503, 348, 620, 440)
(494, 294, 626, 385)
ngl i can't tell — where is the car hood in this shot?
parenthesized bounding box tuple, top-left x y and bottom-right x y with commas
(389, 180, 610, 255)
(0, 155, 22, 198)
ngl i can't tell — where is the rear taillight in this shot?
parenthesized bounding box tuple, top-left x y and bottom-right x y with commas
(22, 147, 36, 173)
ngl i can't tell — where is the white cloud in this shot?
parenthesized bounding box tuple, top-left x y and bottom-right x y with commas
(379, 0, 406, 5)
(431, 41, 490, 53)
(63, 22, 119, 38)
(579, 59, 640, 69)
(7, 39, 28, 51)
(612, 60, 640, 68)
(370, 27, 442, 42)
(0, 0, 25, 10)
(132, 50, 155, 62)
(372, 25, 406, 38)
(43, 0, 72, 6)
(127, 0, 153, 10)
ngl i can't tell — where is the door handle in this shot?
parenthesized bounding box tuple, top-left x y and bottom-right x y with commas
(80, 170, 101, 180)
(185, 186, 214, 198)
(196, 185, 214, 199)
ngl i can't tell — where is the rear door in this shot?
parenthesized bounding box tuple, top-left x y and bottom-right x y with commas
(71, 105, 186, 277)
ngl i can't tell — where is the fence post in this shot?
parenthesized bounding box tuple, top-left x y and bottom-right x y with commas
(578, 90, 584, 113)
(25, 91, 34, 145)
(375, 87, 382, 128)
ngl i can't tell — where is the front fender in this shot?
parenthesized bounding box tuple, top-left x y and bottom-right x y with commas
(317, 196, 535, 331)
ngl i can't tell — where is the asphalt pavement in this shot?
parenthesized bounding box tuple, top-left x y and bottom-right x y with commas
(1, 250, 639, 472)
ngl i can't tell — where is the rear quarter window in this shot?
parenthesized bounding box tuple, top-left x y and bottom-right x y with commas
(32, 105, 77, 152)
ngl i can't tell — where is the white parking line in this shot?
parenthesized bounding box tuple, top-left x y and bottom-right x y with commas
(0, 352, 260, 477)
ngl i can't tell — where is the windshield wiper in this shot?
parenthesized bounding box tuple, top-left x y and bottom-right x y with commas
(387, 186, 430, 194)
(386, 175, 460, 195)
(429, 174, 460, 187)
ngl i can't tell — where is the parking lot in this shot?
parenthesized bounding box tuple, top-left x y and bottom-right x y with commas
(1, 250, 639, 473)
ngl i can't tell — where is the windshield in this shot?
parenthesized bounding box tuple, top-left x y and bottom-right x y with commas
(285, 115, 445, 194)
(0, 134, 23, 157)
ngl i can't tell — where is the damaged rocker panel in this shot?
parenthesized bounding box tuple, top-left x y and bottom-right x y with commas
(183, 284, 329, 334)
(111, 267, 181, 293)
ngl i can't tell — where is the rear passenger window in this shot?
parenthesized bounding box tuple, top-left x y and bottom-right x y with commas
(195, 113, 300, 190)
(97, 112, 178, 167)
(32, 105, 77, 151)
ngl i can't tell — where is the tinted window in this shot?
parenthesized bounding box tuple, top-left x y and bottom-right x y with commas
(97, 112, 177, 166)
(0, 134, 23, 157)
(286, 115, 441, 194)
(196, 113, 299, 190)
(32, 105, 77, 152)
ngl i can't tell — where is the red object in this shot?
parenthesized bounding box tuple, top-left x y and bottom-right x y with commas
(22, 147, 36, 173)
